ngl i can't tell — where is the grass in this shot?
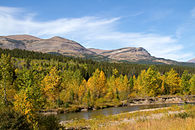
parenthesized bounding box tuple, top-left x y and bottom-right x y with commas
(101, 117, 195, 130)
(61, 104, 195, 129)
(100, 104, 195, 130)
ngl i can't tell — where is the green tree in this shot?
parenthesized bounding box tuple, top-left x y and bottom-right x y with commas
(14, 69, 44, 110)
(181, 70, 192, 95)
(190, 74, 195, 94)
(129, 76, 134, 94)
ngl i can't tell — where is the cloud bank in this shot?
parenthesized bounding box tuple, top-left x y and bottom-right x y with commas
(0, 6, 193, 61)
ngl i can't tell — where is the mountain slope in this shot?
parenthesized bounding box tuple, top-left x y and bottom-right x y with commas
(0, 35, 194, 66)
(188, 58, 195, 63)
(88, 47, 177, 64)
(89, 47, 151, 61)
(0, 35, 95, 57)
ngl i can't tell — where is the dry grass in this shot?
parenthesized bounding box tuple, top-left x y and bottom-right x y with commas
(61, 105, 195, 130)
(101, 117, 195, 130)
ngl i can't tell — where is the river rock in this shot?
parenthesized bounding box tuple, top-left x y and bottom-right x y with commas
(81, 108, 88, 112)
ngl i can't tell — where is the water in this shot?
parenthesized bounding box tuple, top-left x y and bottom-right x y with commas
(58, 103, 184, 121)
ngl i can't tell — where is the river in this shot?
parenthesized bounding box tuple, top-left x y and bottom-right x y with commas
(58, 103, 187, 121)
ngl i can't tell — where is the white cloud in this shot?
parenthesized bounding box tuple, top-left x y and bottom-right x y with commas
(191, 7, 195, 17)
(0, 6, 23, 14)
(0, 6, 193, 61)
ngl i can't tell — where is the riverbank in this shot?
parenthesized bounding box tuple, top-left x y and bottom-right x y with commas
(40, 95, 195, 115)
(60, 104, 195, 130)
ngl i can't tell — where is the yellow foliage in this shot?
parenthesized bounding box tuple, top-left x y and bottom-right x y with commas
(78, 79, 87, 103)
(87, 69, 107, 99)
(13, 90, 35, 123)
(41, 67, 61, 104)
(165, 68, 181, 94)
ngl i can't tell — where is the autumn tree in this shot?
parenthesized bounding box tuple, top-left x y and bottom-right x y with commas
(129, 76, 134, 93)
(14, 68, 44, 109)
(133, 66, 161, 97)
(0, 54, 15, 106)
(128, 75, 137, 97)
(87, 69, 107, 101)
(98, 70, 107, 97)
(78, 79, 87, 104)
(143, 66, 161, 96)
(42, 67, 61, 107)
(160, 74, 167, 95)
(134, 70, 146, 96)
(14, 90, 38, 129)
(60, 69, 82, 104)
(83, 89, 92, 107)
(112, 68, 119, 77)
(190, 74, 195, 94)
(115, 75, 129, 100)
(165, 68, 181, 95)
(105, 75, 116, 101)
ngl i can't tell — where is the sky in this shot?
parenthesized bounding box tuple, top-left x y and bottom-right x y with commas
(0, 0, 195, 61)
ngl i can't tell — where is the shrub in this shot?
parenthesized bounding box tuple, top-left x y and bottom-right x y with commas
(174, 112, 191, 119)
(0, 106, 61, 130)
(37, 115, 61, 130)
(0, 107, 31, 130)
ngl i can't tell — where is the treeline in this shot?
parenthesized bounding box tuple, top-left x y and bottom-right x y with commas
(0, 50, 195, 129)
(0, 48, 195, 79)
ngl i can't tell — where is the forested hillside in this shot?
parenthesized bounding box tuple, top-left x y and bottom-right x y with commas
(1, 35, 195, 66)
(0, 48, 195, 129)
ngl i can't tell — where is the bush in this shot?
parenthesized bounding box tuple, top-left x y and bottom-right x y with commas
(174, 112, 191, 119)
(37, 115, 61, 130)
(0, 107, 31, 130)
(0, 106, 61, 130)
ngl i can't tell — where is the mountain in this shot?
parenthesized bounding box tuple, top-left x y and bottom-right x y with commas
(188, 58, 195, 63)
(0, 35, 194, 66)
(0, 35, 95, 57)
(89, 47, 151, 61)
(88, 47, 176, 64)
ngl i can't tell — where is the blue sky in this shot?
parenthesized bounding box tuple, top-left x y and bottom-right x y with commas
(0, 0, 195, 61)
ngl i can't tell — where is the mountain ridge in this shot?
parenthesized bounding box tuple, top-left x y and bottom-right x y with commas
(188, 58, 195, 63)
(0, 35, 96, 57)
(0, 35, 193, 65)
(88, 47, 152, 61)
